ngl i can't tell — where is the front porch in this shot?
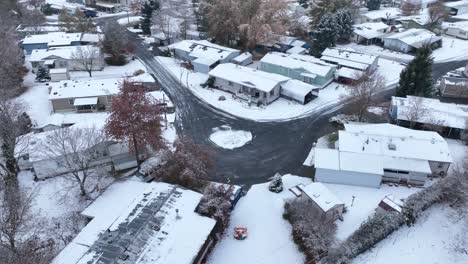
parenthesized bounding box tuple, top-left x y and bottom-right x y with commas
(74, 97, 106, 113)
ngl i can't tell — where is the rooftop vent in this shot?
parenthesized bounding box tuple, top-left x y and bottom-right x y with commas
(388, 143, 396, 151)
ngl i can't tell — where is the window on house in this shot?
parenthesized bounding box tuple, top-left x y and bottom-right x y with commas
(228, 81, 233, 86)
(107, 96, 112, 102)
(263, 92, 266, 98)
(68, 99, 74, 105)
(270, 90, 274, 96)
(437, 163, 444, 168)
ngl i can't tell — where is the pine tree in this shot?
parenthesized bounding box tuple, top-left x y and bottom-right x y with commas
(310, 13, 338, 57)
(396, 45, 433, 97)
(366, 0, 381, 11)
(308, 0, 352, 28)
(335, 8, 354, 42)
(35, 66, 50, 82)
(140, 0, 160, 35)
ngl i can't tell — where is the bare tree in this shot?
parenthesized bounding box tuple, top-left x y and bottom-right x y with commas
(197, 184, 232, 229)
(101, 20, 129, 65)
(71, 46, 103, 77)
(401, 96, 427, 128)
(200, 0, 241, 46)
(41, 126, 110, 198)
(152, 1, 177, 44)
(428, 0, 448, 31)
(342, 71, 386, 122)
(400, 0, 421, 16)
(0, 187, 55, 264)
(178, 12, 191, 40)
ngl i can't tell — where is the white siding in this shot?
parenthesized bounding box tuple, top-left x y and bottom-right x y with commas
(315, 168, 382, 188)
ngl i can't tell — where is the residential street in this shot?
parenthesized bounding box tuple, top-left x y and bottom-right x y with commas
(127, 32, 464, 186)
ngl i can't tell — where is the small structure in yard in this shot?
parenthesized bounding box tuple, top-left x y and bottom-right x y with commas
(232, 52, 253, 66)
(397, 13, 432, 30)
(360, 7, 401, 24)
(269, 173, 284, 193)
(49, 68, 70, 82)
(352, 22, 393, 45)
(440, 76, 468, 99)
(382, 28, 442, 53)
(260, 52, 336, 88)
(298, 182, 345, 222)
(51, 181, 217, 264)
(286, 46, 307, 55)
(168, 40, 241, 73)
(391, 96, 468, 139)
(442, 21, 468, 40)
(378, 195, 403, 213)
(320, 48, 379, 72)
(234, 227, 248, 240)
(314, 123, 453, 188)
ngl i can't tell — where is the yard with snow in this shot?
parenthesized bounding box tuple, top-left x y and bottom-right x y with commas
(156, 56, 404, 122)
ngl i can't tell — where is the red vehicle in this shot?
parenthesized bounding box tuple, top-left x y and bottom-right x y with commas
(233, 227, 248, 240)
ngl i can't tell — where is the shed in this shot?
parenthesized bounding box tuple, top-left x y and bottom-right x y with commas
(192, 57, 218, 74)
(50, 68, 69, 82)
(280, 79, 319, 104)
(232, 52, 253, 66)
(286, 46, 307, 55)
(298, 182, 345, 222)
(378, 195, 403, 213)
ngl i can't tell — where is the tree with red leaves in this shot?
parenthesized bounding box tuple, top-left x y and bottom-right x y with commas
(105, 81, 163, 168)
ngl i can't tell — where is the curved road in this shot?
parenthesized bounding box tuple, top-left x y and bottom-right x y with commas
(127, 32, 464, 186)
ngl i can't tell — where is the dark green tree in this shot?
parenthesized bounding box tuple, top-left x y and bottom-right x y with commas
(397, 45, 433, 97)
(310, 13, 338, 57)
(308, 0, 352, 28)
(335, 8, 354, 42)
(140, 0, 160, 35)
(366, 0, 381, 11)
(35, 66, 50, 82)
(40, 3, 53, 16)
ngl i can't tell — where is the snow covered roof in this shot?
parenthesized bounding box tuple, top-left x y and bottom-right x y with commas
(336, 67, 363, 80)
(81, 33, 102, 43)
(29, 45, 100, 62)
(50, 68, 68, 74)
(353, 22, 390, 39)
(280, 79, 318, 102)
(286, 46, 306, 54)
(398, 12, 431, 26)
(442, 20, 468, 31)
(444, 0, 468, 8)
(169, 40, 240, 62)
(383, 28, 441, 49)
(362, 7, 401, 20)
(339, 123, 453, 163)
(392, 96, 468, 130)
(22, 32, 82, 46)
(52, 180, 216, 264)
(232, 52, 252, 63)
(379, 195, 403, 213)
(261, 52, 336, 77)
(300, 182, 344, 212)
(49, 78, 122, 100)
(209, 63, 290, 92)
(314, 148, 340, 170)
(146, 91, 174, 108)
(321, 48, 378, 71)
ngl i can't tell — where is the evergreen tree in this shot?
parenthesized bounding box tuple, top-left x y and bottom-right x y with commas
(308, 0, 352, 28)
(366, 0, 381, 11)
(310, 13, 338, 57)
(140, 0, 160, 35)
(397, 45, 433, 97)
(335, 8, 354, 42)
(35, 66, 50, 82)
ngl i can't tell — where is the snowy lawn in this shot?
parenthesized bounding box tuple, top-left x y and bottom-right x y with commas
(433, 36, 468, 63)
(209, 125, 252, 150)
(117, 16, 142, 25)
(353, 205, 468, 264)
(207, 174, 311, 264)
(447, 139, 467, 173)
(69, 59, 149, 80)
(325, 183, 420, 241)
(367, 106, 387, 116)
(156, 57, 404, 122)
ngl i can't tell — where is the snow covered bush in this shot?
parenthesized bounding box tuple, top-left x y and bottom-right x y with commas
(197, 184, 232, 231)
(283, 199, 337, 262)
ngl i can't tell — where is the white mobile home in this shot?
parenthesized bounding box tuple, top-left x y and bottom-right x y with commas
(382, 28, 442, 53)
(320, 48, 379, 72)
(352, 22, 392, 45)
(314, 123, 453, 188)
(442, 21, 468, 39)
(29, 46, 104, 72)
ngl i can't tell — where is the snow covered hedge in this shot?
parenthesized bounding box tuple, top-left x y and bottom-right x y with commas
(323, 176, 461, 264)
(283, 199, 337, 263)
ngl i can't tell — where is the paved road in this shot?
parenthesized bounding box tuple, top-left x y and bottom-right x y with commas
(121, 29, 463, 186)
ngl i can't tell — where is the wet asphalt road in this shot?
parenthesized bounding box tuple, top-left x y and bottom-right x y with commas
(122, 29, 463, 187)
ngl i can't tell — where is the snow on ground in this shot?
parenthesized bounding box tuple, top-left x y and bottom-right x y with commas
(447, 139, 467, 173)
(433, 36, 468, 63)
(117, 16, 142, 25)
(353, 205, 468, 264)
(208, 174, 311, 264)
(367, 106, 386, 116)
(157, 57, 404, 122)
(69, 59, 148, 80)
(209, 125, 252, 150)
(325, 183, 420, 241)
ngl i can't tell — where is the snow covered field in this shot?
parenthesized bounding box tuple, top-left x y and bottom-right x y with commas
(208, 175, 311, 264)
(209, 125, 253, 150)
(117, 16, 142, 25)
(353, 205, 468, 264)
(156, 57, 404, 122)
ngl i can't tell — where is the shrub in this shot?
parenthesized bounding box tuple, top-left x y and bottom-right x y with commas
(133, 69, 145, 76)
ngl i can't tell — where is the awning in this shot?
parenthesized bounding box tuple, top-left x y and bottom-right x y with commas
(74, 97, 98, 106)
(43, 59, 55, 65)
(96, 2, 122, 9)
